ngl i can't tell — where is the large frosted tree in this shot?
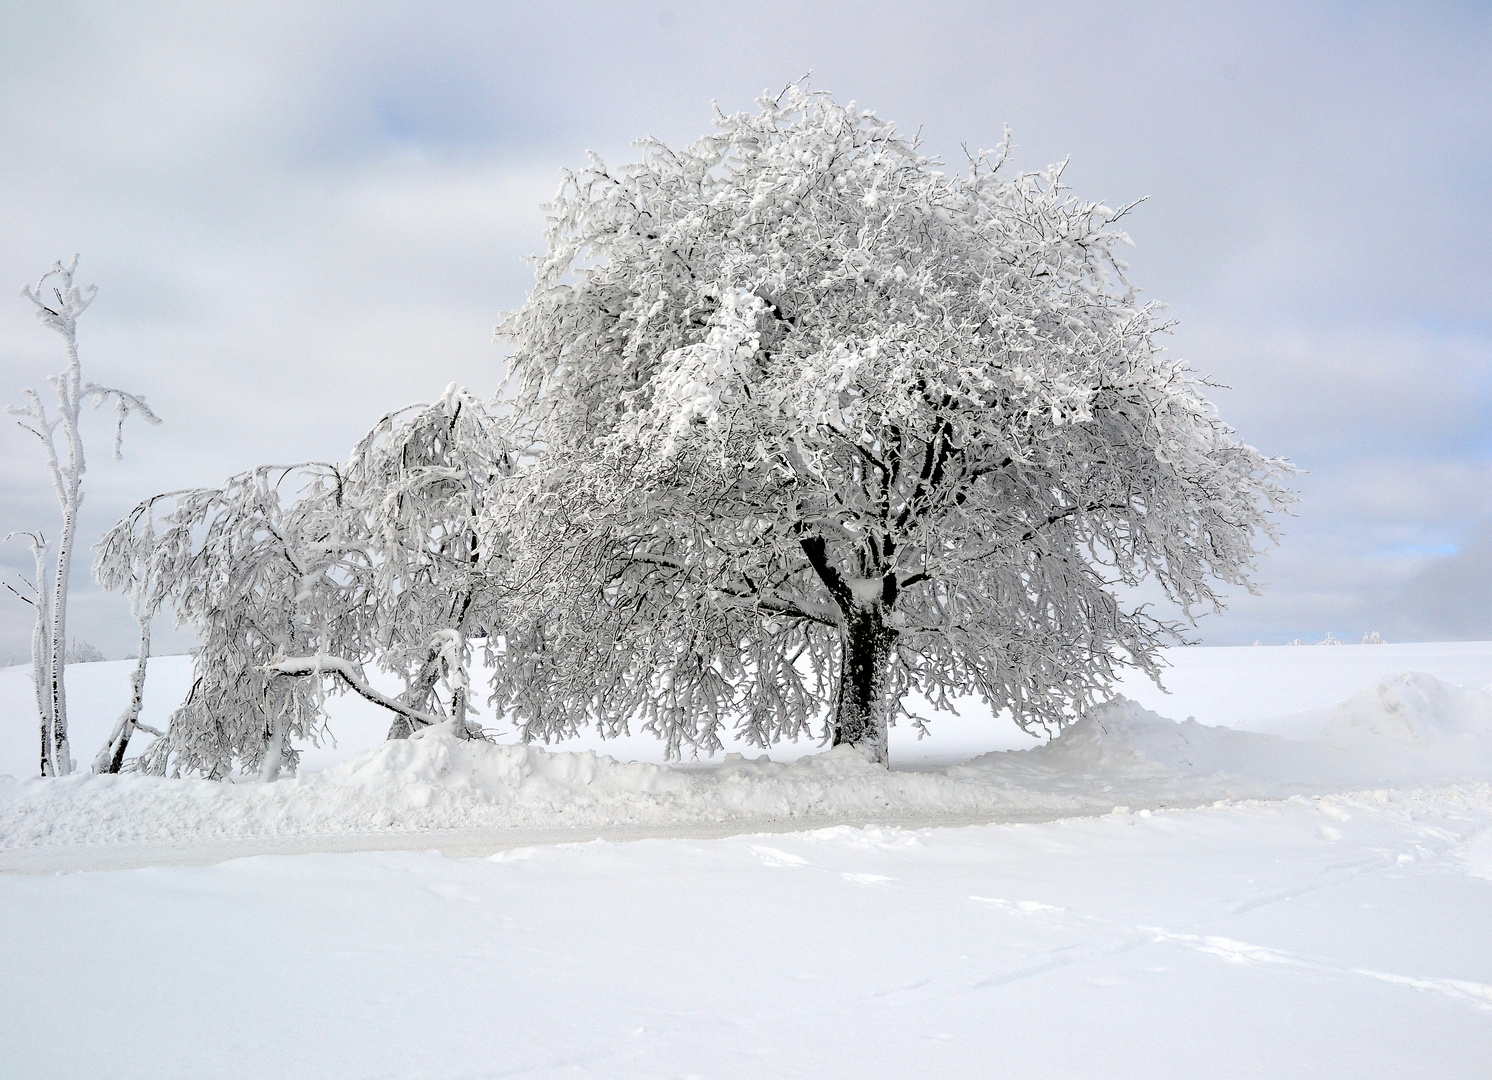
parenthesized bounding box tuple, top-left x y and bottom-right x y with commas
(493, 87, 1295, 765)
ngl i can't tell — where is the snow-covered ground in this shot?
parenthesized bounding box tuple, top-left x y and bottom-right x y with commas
(7, 639, 1492, 777)
(5, 785, 1492, 1078)
(3, 644, 1492, 1077)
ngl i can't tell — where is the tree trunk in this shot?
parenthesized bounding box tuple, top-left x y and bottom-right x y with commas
(446, 629, 470, 741)
(43, 331, 86, 777)
(46, 502, 74, 774)
(388, 646, 444, 740)
(94, 618, 150, 774)
(831, 609, 896, 766)
(259, 708, 285, 782)
(25, 538, 55, 777)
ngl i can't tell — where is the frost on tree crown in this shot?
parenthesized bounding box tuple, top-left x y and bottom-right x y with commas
(95, 388, 515, 777)
(492, 86, 1296, 759)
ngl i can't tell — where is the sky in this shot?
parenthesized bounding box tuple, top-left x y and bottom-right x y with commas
(0, 0, 1489, 663)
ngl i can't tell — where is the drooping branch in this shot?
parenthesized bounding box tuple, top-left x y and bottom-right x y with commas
(264, 655, 450, 729)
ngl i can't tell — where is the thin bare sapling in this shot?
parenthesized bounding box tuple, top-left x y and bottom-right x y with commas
(6, 257, 160, 776)
(91, 500, 169, 772)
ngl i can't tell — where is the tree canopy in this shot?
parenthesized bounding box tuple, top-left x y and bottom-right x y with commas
(491, 86, 1295, 764)
(93, 87, 1294, 776)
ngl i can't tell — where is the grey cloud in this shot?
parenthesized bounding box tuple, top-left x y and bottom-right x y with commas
(1, 0, 1489, 661)
(1398, 522, 1492, 642)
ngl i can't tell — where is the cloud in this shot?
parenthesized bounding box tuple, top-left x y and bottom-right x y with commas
(1397, 521, 1492, 642)
(1, 1, 1490, 663)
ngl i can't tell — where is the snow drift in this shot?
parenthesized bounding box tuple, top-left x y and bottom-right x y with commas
(1322, 671, 1492, 753)
(5, 671, 1492, 856)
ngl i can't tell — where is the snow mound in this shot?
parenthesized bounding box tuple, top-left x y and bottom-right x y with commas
(1033, 698, 1280, 776)
(324, 724, 696, 799)
(947, 697, 1358, 796)
(1321, 672, 1492, 755)
(8, 679, 1492, 856)
(0, 716, 1240, 852)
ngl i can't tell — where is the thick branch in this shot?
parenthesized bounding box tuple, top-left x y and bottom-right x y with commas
(264, 655, 448, 728)
(624, 549, 839, 625)
(799, 534, 855, 616)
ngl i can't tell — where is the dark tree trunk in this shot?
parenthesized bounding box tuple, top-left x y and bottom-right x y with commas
(388, 647, 443, 740)
(94, 618, 150, 774)
(831, 608, 896, 766)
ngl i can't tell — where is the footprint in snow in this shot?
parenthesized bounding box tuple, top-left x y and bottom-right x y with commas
(970, 897, 1065, 915)
(749, 845, 810, 868)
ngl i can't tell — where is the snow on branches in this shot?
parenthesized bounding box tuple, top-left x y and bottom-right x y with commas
(332, 385, 515, 739)
(100, 465, 346, 779)
(95, 388, 512, 778)
(7, 257, 160, 776)
(493, 86, 1296, 765)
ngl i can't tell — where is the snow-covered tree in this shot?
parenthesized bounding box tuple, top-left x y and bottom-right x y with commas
(6, 257, 159, 776)
(103, 467, 345, 779)
(96, 388, 513, 777)
(290, 385, 515, 741)
(65, 639, 107, 664)
(492, 87, 1295, 765)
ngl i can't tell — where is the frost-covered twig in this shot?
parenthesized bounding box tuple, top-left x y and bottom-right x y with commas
(8, 257, 159, 776)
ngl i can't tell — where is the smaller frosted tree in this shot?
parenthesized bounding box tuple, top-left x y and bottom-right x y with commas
(6, 257, 159, 776)
(299, 385, 516, 740)
(107, 466, 345, 779)
(96, 388, 515, 776)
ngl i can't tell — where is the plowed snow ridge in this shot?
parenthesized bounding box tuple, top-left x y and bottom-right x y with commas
(5, 669, 1492, 869)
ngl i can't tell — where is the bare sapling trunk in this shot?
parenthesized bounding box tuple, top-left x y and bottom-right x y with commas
(32, 555, 55, 776)
(47, 391, 80, 775)
(831, 608, 896, 766)
(39, 281, 89, 776)
(94, 616, 150, 774)
(5, 533, 58, 775)
(9, 257, 159, 776)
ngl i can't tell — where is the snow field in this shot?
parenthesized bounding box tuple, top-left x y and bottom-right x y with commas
(4, 645, 1492, 1077)
(3, 785, 1490, 1078)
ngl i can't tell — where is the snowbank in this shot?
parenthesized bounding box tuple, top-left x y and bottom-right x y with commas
(6, 672, 1492, 855)
(1322, 671, 1492, 753)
